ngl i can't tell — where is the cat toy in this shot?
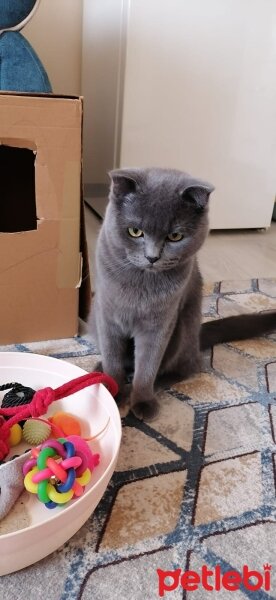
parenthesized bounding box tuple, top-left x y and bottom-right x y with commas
(23, 437, 99, 508)
(10, 412, 83, 447)
(0, 372, 118, 461)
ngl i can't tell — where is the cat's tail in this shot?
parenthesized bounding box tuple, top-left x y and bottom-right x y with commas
(200, 311, 276, 351)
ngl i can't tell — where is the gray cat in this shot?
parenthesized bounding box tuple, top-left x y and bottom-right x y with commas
(90, 167, 276, 420)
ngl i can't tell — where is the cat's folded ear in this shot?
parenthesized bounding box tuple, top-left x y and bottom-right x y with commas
(181, 182, 215, 211)
(109, 169, 141, 198)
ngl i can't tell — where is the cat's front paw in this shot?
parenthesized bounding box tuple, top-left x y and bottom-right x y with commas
(130, 392, 160, 421)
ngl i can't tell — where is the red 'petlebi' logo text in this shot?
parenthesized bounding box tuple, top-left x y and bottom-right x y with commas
(157, 564, 272, 596)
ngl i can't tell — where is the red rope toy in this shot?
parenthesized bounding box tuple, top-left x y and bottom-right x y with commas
(0, 372, 118, 461)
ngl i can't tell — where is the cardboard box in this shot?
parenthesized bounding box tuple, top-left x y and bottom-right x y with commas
(0, 92, 91, 344)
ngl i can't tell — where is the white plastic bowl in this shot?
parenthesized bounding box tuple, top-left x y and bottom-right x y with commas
(0, 352, 122, 575)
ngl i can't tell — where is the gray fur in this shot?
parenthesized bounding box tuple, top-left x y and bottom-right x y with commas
(89, 167, 214, 420)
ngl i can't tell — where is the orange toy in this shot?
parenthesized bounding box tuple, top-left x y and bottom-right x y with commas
(49, 412, 81, 437)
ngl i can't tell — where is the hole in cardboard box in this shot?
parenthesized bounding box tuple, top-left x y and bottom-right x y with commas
(0, 145, 37, 233)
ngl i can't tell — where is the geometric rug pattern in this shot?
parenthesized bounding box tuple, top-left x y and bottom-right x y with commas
(0, 278, 275, 599)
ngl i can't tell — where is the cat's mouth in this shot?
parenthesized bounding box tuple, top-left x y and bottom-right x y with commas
(131, 259, 159, 271)
(127, 255, 178, 271)
(144, 261, 177, 272)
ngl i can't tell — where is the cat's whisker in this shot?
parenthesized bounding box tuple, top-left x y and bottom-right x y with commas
(106, 259, 132, 277)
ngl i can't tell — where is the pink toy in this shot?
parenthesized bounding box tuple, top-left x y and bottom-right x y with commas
(67, 435, 100, 470)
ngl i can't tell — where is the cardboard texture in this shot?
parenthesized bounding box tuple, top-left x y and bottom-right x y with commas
(0, 92, 91, 344)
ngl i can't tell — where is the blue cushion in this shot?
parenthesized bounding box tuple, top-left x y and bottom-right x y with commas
(0, 0, 37, 30)
(0, 31, 52, 92)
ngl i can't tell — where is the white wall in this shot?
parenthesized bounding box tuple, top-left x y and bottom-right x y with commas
(81, 0, 126, 187)
(24, 0, 83, 95)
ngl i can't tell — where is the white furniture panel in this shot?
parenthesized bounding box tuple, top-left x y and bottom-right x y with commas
(120, 0, 276, 229)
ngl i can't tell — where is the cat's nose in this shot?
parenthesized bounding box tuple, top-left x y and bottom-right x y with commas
(146, 255, 159, 264)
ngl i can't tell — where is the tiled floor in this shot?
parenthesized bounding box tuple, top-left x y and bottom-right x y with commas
(84, 204, 276, 286)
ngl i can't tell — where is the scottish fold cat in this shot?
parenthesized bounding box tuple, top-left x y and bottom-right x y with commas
(90, 168, 275, 420)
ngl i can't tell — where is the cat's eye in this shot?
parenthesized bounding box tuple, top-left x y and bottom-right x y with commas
(167, 232, 184, 242)
(128, 227, 144, 238)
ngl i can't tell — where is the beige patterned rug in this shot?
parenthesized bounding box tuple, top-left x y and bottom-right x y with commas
(0, 278, 275, 599)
